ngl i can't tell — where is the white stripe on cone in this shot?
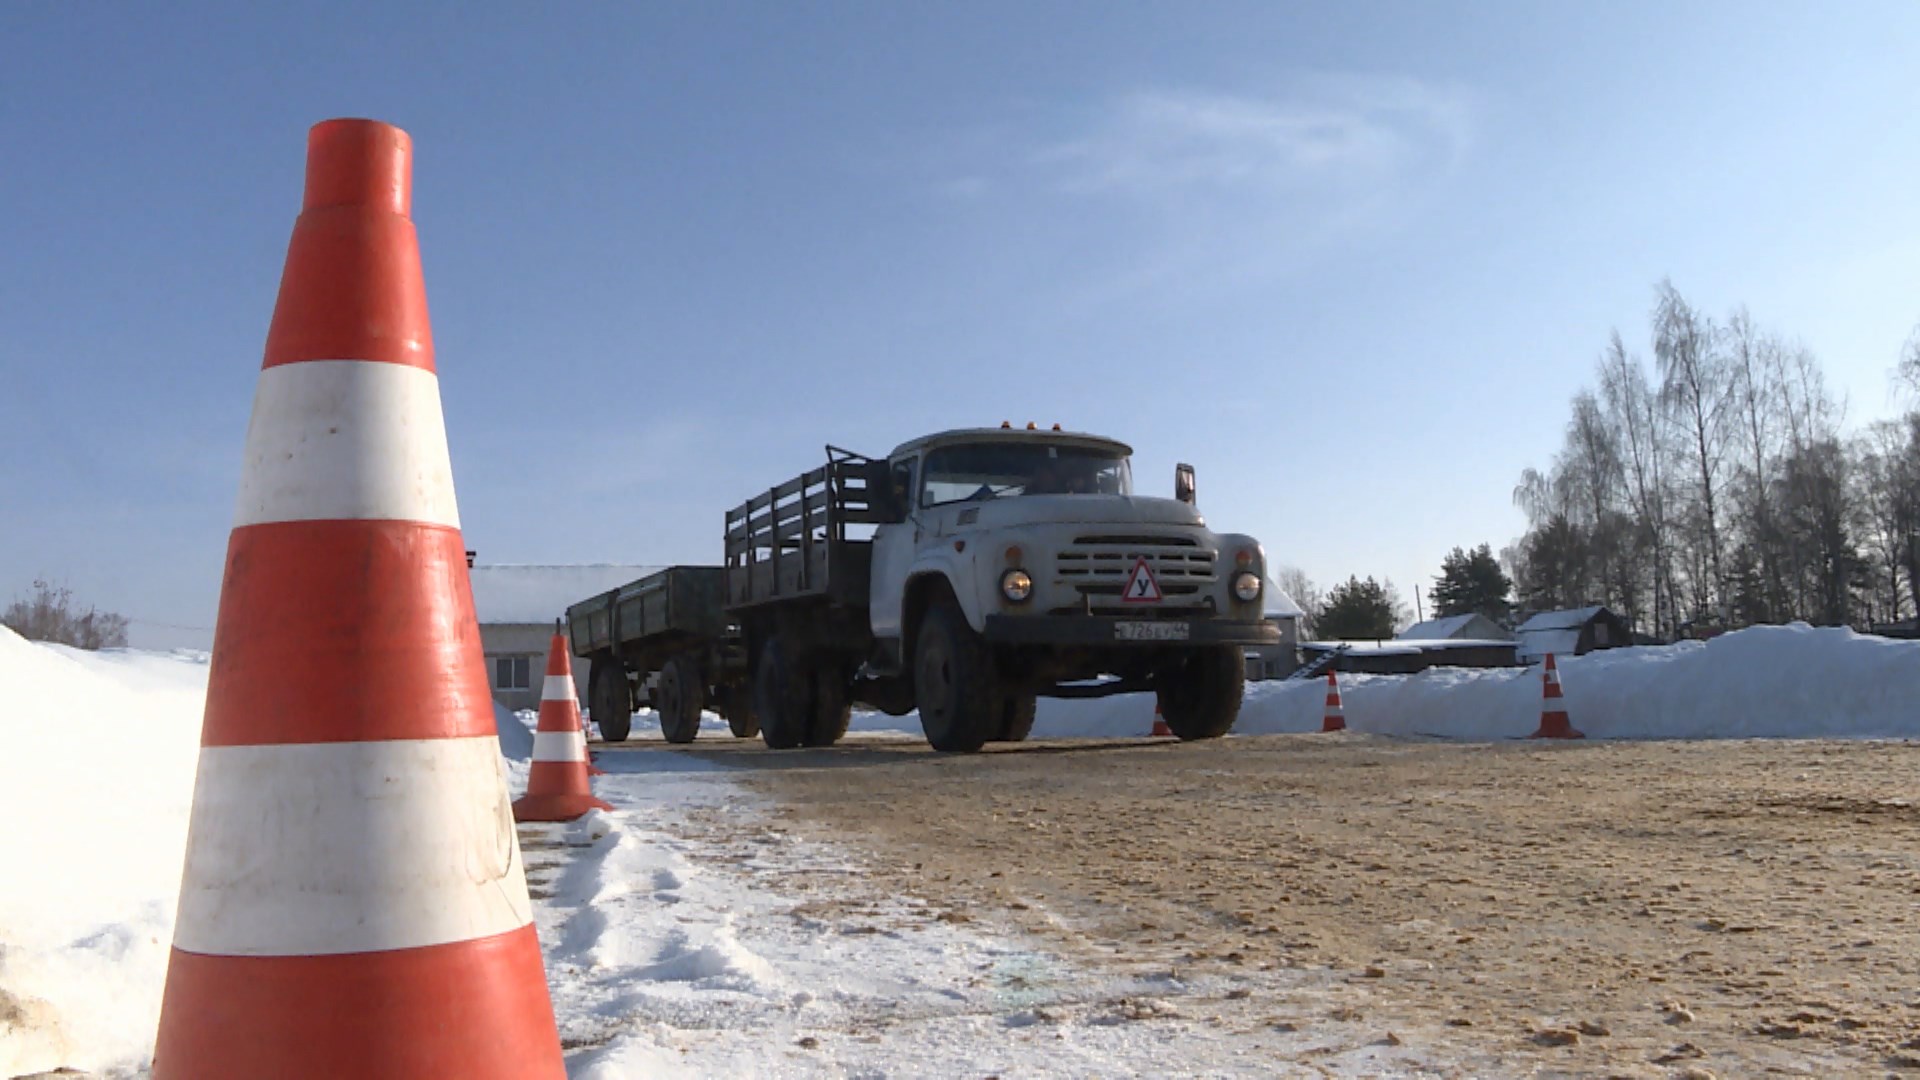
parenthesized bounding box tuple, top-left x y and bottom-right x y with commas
(541, 674, 575, 702)
(234, 361, 460, 528)
(531, 730, 586, 763)
(172, 736, 530, 956)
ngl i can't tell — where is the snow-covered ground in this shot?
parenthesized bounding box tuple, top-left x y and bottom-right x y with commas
(3, 622, 1917, 1076)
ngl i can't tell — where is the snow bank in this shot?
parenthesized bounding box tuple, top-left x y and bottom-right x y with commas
(0, 628, 206, 1078)
(851, 623, 1920, 743)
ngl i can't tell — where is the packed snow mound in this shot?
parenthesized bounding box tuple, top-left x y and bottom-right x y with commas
(848, 623, 1920, 742)
(494, 699, 534, 760)
(0, 627, 206, 1078)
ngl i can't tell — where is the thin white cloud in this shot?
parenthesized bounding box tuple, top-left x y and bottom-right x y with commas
(1036, 77, 1473, 196)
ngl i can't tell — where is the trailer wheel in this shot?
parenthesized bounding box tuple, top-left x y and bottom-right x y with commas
(753, 634, 807, 750)
(724, 684, 760, 740)
(914, 602, 995, 753)
(996, 692, 1037, 743)
(806, 665, 852, 747)
(590, 659, 633, 743)
(1155, 645, 1245, 741)
(657, 654, 703, 744)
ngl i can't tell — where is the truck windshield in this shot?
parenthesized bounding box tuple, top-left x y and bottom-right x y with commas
(921, 443, 1132, 506)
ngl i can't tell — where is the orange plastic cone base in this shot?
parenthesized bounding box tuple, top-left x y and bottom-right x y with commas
(512, 791, 614, 822)
(1150, 703, 1173, 737)
(1529, 710, 1585, 739)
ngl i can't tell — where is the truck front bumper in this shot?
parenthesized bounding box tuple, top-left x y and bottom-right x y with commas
(982, 615, 1280, 647)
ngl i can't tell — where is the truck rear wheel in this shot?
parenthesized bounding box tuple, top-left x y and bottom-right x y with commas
(1155, 645, 1246, 741)
(753, 635, 807, 749)
(724, 684, 760, 739)
(806, 666, 852, 747)
(590, 659, 633, 743)
(914, 602, 995, 753)
(657, 654, 703, 744)
(996, 692, 1037, 743)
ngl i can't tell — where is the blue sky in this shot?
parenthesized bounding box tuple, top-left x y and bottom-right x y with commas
(5, 3, 1920, 647)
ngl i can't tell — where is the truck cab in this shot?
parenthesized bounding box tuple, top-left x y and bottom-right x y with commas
(864, 426, 1277, 749)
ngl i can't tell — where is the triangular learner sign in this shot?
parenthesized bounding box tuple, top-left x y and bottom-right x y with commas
(1122, 557, 1162, 603)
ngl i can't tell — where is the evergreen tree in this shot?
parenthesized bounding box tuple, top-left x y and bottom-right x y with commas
(1430, 544, 1514, 623)
(1316, 576, 1401, 640)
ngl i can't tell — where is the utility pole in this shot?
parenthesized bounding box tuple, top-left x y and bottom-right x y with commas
(1414, 583, 1424, 624)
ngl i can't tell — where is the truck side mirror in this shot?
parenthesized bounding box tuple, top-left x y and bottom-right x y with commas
(872, 460, 912, 523)
(1174, 463, 1197, 506)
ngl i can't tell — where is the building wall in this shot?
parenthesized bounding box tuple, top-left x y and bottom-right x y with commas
(1247, 615, 1302, 680)
(479, 622, 591, 712)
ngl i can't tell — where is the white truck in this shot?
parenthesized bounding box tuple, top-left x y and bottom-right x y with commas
(569, 425, 1278, 752)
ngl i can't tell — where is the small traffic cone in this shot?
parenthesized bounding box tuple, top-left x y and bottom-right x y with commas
(1150, 703, 1173, 737)
(1529, 653, 1585, 739)
(1322, 671, 1347, 732)
(515, 632, 613, 821)
(153, 119, 564, 1079)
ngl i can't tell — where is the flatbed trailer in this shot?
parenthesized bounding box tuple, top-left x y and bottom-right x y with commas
(565, 565, 752, 743)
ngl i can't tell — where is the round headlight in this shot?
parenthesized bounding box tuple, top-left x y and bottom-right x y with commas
(1001, 569, 1033, 602)
(1232, 571, 1262, 602)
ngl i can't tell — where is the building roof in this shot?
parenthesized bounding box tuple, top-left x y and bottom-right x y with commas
(1515, 606, 1609, 632)
(1399, 613, 1510, 641)
(469, 564, 663, 626)
(1263, 577, 1304, 619)
(1515, 629, 1582, 660)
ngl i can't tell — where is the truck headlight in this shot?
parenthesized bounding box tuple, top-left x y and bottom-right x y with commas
(1232, 571, 1262, 602)
(1001, 569, 1033, 602)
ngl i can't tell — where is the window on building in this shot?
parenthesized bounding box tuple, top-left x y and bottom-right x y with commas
(493, 655, 531, 691)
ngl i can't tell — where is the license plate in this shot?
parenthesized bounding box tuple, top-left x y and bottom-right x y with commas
(1115, 620, 1190, 641)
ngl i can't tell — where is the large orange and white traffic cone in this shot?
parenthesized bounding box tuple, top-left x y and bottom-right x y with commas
(515, 632, 613, 821)
(1529, 653, 1585, 739)
(152, 119, 565, 1079)
(1322, 671, 1347, 732)
(1150, 702, 1173, 737)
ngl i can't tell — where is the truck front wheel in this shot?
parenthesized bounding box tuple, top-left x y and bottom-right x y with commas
(1155, 645, 1245, 740)
(914, 602, 995, 753)
(657, 654, 703, 744)
(590, 659, 633, 743)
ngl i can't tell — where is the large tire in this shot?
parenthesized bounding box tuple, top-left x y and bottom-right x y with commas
(724, 683, 760, 739)
(657, 654, 704, 745)
(590, 659, 633, 743)
(753, 634, 807, 750)
(996, 692, 1038, 743)
(1155, 645, 1246, 740)
(914, 602, 996, 753)
(806, 665, 852, 747)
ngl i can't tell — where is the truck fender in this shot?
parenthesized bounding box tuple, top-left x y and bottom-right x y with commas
(900, 561, 980, 664)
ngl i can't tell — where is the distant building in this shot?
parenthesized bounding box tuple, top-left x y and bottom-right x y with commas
(1514, 606, 1633, 663)
(1246, 578, 1305, 680)
(1398, 613, 1511, 642)
(469, 563, 660, 710)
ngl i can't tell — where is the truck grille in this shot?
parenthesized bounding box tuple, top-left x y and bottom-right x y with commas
(1055, 533, 1217, 598)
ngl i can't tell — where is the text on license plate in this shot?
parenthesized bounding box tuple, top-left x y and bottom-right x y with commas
(1115, 620, 1190, 641)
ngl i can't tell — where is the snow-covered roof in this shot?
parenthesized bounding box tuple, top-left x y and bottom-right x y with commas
(1306, 638, 1516, 655)
(1516, 606, 1607, 632)
(469, 564, 663, 626)
(1263, 578, 1303, 619)
(1399, 614, 1511, 641)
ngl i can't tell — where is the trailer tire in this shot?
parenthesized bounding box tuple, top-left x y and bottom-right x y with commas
(1155, 645, 1245, 741)
(657, 654, 703, 744)
(806, 666, 852, 747)
(996, 692, 1038, 743)
(753, 634, 807, 750)
(724, 684, 760, 740)
(590, 660, 633, 743)
(913, 602, 995, 753)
